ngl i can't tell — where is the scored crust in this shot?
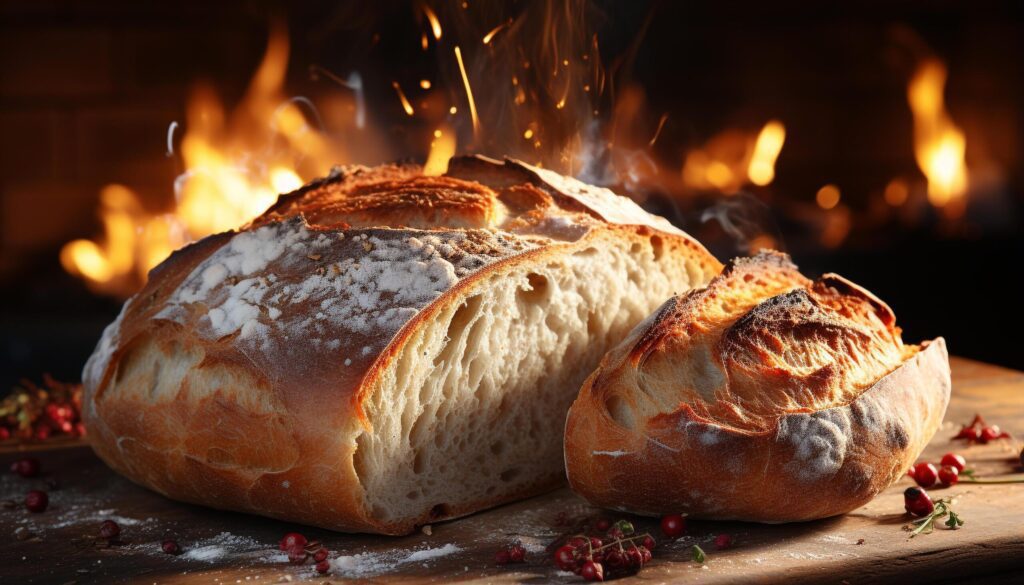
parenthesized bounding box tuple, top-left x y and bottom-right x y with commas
(82, 156, 722, 535)
(564, 251, 950, 522)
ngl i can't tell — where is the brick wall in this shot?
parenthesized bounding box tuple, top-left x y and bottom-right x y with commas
(0, 2, 266, 277)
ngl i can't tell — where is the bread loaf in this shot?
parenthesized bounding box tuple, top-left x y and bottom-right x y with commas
(564, 251, 950, 522)
(82, 156, 721, 535)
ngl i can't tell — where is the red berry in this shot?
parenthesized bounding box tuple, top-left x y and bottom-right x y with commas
(508, 544, 526, 563)
(595, 518, 611, 531)
(589, 537, 603, 550)
(161, 539, 181, 555)
(580, 560, 604, 581)
(495, 549, 511, 565)
(940, 453, 966, 472)
(606, 527, 624, 540)
(913, 462, 938, 488)
(625, 547, 643, 568)
(279, 532, 307, 551)
(554, 545, 577, 571)
(904, 487, 934, 517)
(642, 535, 657, 550)
(938, 465, 960, 486)
(99, 520, 121, 539)
(315, 559, 330, 574)
(980, 426, 1000, 443)
(604, 549, 625, 570)
(714, 534, 734, 550)
(568, 536, 588, 549)
(660, 514, 686, 538)
(24, 490, 48, 513)
(0, 427, 10, 440)
(639, 545, 653, 564)
(11, 458, 41, 478)
(313, 548, 329, 563)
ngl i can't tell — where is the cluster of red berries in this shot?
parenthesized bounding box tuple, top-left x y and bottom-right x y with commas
(279, 532, 332, 574)
(494, 543, 527, 565)
(953, 414, 1010, 444)
(552, 520, 655, 582)
(903, 487, 935, 517)
(909, 452, 967, 488)
(0, 376, 85, 442)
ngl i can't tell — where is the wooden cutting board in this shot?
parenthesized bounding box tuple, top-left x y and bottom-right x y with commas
(2, 356, 1022, 584)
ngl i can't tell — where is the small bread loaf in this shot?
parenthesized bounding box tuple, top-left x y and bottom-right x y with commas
(82, 156, 721, 535)
(564, 251, 950, 522)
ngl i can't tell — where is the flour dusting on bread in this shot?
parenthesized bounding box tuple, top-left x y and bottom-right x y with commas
(157, 217, 536, 355)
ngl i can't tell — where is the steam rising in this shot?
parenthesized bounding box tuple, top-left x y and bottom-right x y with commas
(700, 193, 785, 255)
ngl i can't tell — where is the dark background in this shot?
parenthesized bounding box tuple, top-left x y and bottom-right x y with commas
(1, 0, 1022, 393)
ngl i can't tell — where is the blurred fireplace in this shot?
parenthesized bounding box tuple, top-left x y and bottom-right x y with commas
(1, 0, 1022, 391)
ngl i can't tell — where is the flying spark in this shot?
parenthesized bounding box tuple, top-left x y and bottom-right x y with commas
(454, 46, 479, 137)
(392, 81, 415, 116)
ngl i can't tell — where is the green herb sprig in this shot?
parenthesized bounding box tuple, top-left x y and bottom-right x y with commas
(905, 498, 964, 537)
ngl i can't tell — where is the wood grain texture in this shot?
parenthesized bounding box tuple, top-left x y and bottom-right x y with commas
(1, 356, 1022, 584)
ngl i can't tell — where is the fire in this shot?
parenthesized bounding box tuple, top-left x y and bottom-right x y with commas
(747, 121, 786, 187)
(61, 26, 348, 297)
(908, 58, 968, 209)
(60, 185, 180, 292)
(681, 120, 786, 193)
(424, 126, 456, 176)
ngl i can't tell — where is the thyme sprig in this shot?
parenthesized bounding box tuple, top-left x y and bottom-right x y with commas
(905, 498, 963, 537)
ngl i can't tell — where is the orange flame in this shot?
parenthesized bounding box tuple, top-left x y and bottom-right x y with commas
(424, 126, 456, 176)
(60, 26, 348, 296)
(681, 120, 786, 193)
(908, 58, 968, 210)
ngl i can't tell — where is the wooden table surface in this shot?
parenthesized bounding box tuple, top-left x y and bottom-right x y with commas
(2, 356, 1023, 584)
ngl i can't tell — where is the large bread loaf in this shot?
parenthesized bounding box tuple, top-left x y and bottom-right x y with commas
(82, 156, 721, 534)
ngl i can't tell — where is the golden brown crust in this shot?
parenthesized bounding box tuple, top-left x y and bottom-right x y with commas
(564, 252, 950, 522)
(82, 156, 722, 534)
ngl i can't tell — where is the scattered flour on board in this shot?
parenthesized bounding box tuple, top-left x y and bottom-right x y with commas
(818, 533, 856, 544)
(50, 507, 154, 529)
(130, 532, 286, 565)
(330, 543, 462, 577)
